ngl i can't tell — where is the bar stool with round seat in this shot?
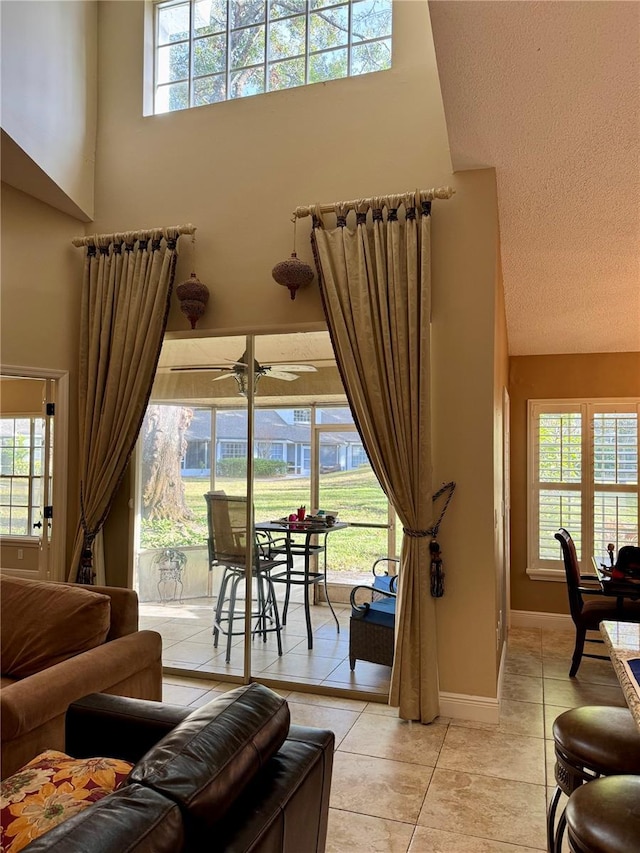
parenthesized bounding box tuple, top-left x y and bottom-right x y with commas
(547, 706, 640, 852)
(565, 775, 640, 852)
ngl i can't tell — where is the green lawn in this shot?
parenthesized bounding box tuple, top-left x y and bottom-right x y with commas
(140, 468, 396, 572)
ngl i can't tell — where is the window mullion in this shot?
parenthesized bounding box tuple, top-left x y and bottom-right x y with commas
(581, 402, 593, 564)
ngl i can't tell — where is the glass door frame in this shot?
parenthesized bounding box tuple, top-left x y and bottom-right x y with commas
(311, 421, 397, 566)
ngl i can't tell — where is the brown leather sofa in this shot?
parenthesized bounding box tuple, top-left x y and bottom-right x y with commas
(0, 575, 162, 777)
(23, 684, 334, 853)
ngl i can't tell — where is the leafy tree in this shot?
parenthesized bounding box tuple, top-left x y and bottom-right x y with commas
(157, 0, 392, 110)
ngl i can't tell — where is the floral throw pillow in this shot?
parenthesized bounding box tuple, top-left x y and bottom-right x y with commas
(0, 750, 133, 853)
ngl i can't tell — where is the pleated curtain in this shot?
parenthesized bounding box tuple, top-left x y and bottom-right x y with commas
(311, 195, 438, 722)
(69, 229, 180, 583)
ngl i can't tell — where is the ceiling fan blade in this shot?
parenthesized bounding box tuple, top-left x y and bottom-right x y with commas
(211, 373, 234, 381)
(271, 364, 317, 373)
(170, 365, 225, 372)
(266, 371, 300, 381)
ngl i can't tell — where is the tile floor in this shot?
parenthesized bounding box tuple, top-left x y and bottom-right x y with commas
(141, 590, 391, 695)
(162, 625, 627, 852)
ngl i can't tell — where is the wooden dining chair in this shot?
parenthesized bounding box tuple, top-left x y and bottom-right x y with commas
(555, 528, 640, 676)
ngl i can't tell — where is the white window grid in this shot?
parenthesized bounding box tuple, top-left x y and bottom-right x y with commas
(153, 0, 392, 113)
(527, 399, 640, 577)
(293, 408, 311, 423)
(0, 417, 44, 537)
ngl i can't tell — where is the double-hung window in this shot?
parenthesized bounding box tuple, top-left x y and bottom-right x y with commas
(0, 417, 45, 538)
(153, 0, 393, 114)
(528, 399, 640, 579)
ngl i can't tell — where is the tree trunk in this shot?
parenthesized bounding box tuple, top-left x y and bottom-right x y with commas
(142, 405, 194, 521)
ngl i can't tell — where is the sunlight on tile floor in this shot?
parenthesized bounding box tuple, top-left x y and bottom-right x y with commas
(161, 626, 626, 852)
(142, 590, 392, 695)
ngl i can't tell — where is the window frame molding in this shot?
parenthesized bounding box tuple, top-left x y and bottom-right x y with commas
(526, 397, 640, 582)
(148, 0, 392, 115)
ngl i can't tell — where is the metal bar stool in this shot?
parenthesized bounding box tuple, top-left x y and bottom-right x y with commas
(547, 706, 640, 852)
(565, 775, 640, 852)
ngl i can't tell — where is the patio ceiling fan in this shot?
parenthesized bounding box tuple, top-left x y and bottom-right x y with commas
(171, 350, 316, 396)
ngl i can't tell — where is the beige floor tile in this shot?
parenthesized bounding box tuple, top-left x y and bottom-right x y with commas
(418, 768, 547, 850)
(162, 674, 220, 689)
(288, 702, 360, 745)
(162, 641, 217, 665)
(363, 701, 401, 717)
(286, 691, 367, 712)
(338, 713, 447, 766)
(321, 680, 388, 696)
(542, 677, 626, 708)
(327, 809, 414, 853)
(501, 673, 544, 703)
(286, 636, 349, 657)
(507, 628, 543, 657)
(262, 653, 345, 680)
(331, 752, 433, 823)
(505, 650, 544, 678)
(323, 659, 391, 690)
(544, 704, 572, 738)
(452, 698, 544, 738)
(437, 726, 545, 784)
(545, 739, 557, 787)
(409, 826, 544, 852)
(158, 622, 212, 642)
(542, 656, 619, 687)
(162, 683, 209, 706)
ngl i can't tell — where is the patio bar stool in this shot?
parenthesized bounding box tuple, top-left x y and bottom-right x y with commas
(547, 706, 640, 852)
(565, 774, 640, 852)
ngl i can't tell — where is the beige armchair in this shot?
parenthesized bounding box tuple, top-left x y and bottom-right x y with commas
(0, 575, 162, 777)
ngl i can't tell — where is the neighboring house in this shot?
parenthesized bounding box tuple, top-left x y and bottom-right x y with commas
(182, 407, 368, 476)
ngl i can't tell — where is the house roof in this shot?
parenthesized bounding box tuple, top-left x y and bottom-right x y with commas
(429, 1, 640, 356)
(186, 407, 361, 445)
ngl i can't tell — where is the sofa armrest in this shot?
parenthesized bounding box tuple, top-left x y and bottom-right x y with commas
(66, 692, 192, 763)
(0, 631, 162, 742)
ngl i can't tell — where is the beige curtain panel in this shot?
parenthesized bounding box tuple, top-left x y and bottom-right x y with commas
(69, 228, 182, 583)
(311, 194, 437, 723)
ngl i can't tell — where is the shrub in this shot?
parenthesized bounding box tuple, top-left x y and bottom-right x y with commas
(216, 458, 287, 478)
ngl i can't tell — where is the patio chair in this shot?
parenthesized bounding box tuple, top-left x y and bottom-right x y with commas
(349, 557, 399, 670)
(204, 492, 286, 663)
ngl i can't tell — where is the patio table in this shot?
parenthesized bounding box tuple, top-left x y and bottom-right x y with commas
(255, 520, 348, 650)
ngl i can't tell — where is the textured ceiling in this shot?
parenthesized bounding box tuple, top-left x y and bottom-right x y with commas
(429, 1, 640, 355)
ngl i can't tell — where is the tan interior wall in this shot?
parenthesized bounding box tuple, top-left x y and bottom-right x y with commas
(1, 183, 83, 574)
(509, 352, 640, 614)
(431, 168, 500, 698)
(494, 238, 509, 662)
(93, 0, 452, 335)
(0, 0, 97, 219)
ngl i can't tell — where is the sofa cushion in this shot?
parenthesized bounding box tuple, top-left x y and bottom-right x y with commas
(129, 683, 289, 825)
(0, 576, 111, 679)
(15, 782, 184, 853)
(0, 750, 133, 852)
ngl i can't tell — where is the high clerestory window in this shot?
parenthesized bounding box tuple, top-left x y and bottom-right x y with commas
(153, 0, 393, 114)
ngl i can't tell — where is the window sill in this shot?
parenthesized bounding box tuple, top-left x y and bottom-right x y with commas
(526, 567, 566, 582)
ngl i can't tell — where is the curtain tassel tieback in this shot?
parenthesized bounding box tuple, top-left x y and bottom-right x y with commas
(402, 528, 430, 537)
(401, 482, 457, 598)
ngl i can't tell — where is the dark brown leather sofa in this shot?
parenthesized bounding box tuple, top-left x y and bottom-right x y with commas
(23, 683, 334, 853)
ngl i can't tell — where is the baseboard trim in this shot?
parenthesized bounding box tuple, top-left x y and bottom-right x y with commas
(439, 691, 500, 724)
(511, 610, 573, 630)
